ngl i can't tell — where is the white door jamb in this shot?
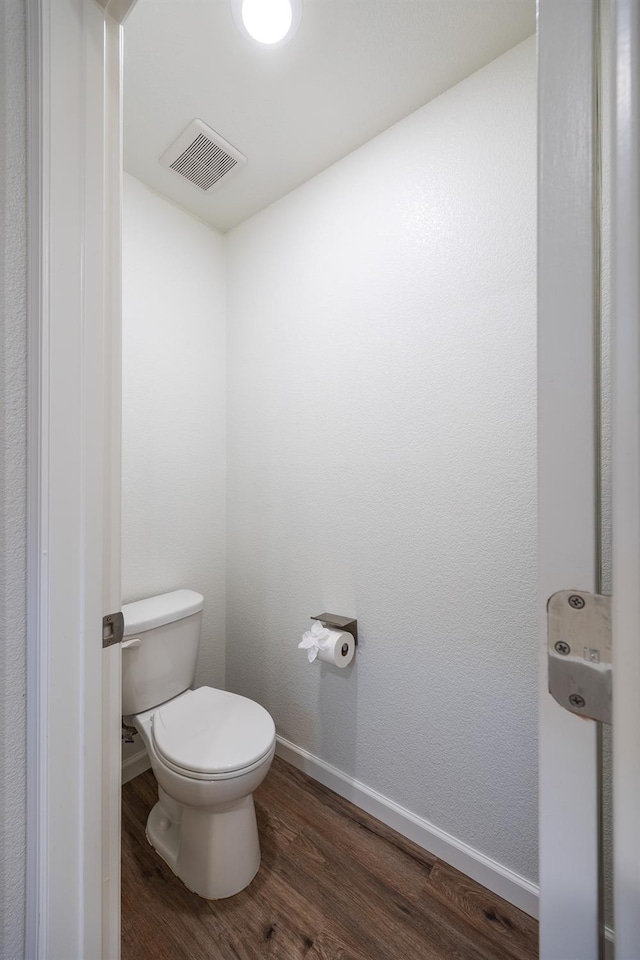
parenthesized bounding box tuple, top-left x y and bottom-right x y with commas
(538, 1, 601, 957)
(612, 0, 640, 955)
(25, 1, 134, 956)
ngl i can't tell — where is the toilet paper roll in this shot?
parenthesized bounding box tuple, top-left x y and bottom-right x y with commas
(316, 630, 355, 669)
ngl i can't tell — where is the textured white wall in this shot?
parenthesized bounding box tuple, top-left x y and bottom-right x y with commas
(226, 39, 537, 881)
(122, 175, 227, 689)
(0, 0, 27, 956)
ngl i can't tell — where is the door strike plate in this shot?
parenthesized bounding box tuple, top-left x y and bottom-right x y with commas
(103, 611, 124, 649)
(547, 590, 611, 724)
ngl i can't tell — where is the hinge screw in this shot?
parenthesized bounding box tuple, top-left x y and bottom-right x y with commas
(569, 693, 586, 708)
(555, 641, 571, 655)
(568, 595, 585, 609)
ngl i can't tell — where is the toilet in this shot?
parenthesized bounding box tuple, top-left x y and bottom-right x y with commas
(121, 589, 276, 900)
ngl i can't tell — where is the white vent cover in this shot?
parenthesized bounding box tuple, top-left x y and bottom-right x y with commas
(160, 119, 247, 192)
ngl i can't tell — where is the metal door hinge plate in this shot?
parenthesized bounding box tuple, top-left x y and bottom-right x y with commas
(103, 611, 124, 648)
(547, 590, 611, 724)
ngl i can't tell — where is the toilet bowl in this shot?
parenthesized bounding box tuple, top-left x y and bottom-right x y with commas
(122, 590, 276, 899)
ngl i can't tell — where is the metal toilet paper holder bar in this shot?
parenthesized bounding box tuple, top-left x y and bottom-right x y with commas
(310, 613, 358, 646)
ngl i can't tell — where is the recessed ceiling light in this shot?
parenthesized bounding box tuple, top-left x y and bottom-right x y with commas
(232, 0, 302, 46)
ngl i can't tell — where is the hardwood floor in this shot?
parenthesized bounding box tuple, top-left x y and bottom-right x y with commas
(122, 757, 538, 960)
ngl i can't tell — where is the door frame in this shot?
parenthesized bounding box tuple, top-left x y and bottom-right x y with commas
(26, 0, 635, 957)
(537, 1, 602, 957)
(612, 1, 640, 956)
(25, 1, 135, 957)
(539, 3, 640, 957)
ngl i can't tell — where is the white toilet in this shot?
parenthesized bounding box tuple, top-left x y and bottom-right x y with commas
(121, 589, 276, 900)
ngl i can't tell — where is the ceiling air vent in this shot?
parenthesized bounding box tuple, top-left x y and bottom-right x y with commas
(160, 119, 247, 192)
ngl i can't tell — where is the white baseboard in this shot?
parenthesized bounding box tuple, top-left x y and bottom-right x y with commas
(275, 735, 539, 919)
(121, 747, 151, 785)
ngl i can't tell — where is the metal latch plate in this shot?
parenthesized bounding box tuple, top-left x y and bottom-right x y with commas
(547, 590, 611, 724)
(103, 611, 124, 649)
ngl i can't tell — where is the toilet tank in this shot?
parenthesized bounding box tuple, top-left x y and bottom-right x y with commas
(121, 589, 204, 717)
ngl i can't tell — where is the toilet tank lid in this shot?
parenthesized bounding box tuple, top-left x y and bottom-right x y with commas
(122, 589, 204, 636)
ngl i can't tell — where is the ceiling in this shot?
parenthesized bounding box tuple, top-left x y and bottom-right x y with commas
(123, 0, 535, 233)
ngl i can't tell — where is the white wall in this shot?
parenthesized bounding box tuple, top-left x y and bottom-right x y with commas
(122, 175, 227, 690)
(226, 38, 537, 882)
(0, 0, 27, 956)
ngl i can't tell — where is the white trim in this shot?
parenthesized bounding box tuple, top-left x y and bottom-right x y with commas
(25, 0, 48, 953)
(100, 14, 124, 960)
(26, 1, 127, 956)
(122, 749, 151, 785)
(612, 1, 640, 956)
(538, 1, 601, 957)
(275, 736, 539, 919)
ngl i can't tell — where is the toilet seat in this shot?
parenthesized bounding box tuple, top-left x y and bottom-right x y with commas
(154, 745, 275, 782)
(152, 686, 276, 781)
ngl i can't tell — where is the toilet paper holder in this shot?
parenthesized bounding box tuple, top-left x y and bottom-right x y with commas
(310, 613, 358, 646)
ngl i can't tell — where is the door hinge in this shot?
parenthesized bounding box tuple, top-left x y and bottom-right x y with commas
(102, 611, 124, 649)
(547, 590, 611, 724)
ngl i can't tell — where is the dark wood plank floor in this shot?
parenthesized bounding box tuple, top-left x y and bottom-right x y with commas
(122, 757, 538, 960)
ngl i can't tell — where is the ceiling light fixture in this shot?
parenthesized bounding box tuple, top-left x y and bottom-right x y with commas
(232, 0, 302, 46)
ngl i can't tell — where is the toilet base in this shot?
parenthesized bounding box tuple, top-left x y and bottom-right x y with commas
(146, 792, 261, 899)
